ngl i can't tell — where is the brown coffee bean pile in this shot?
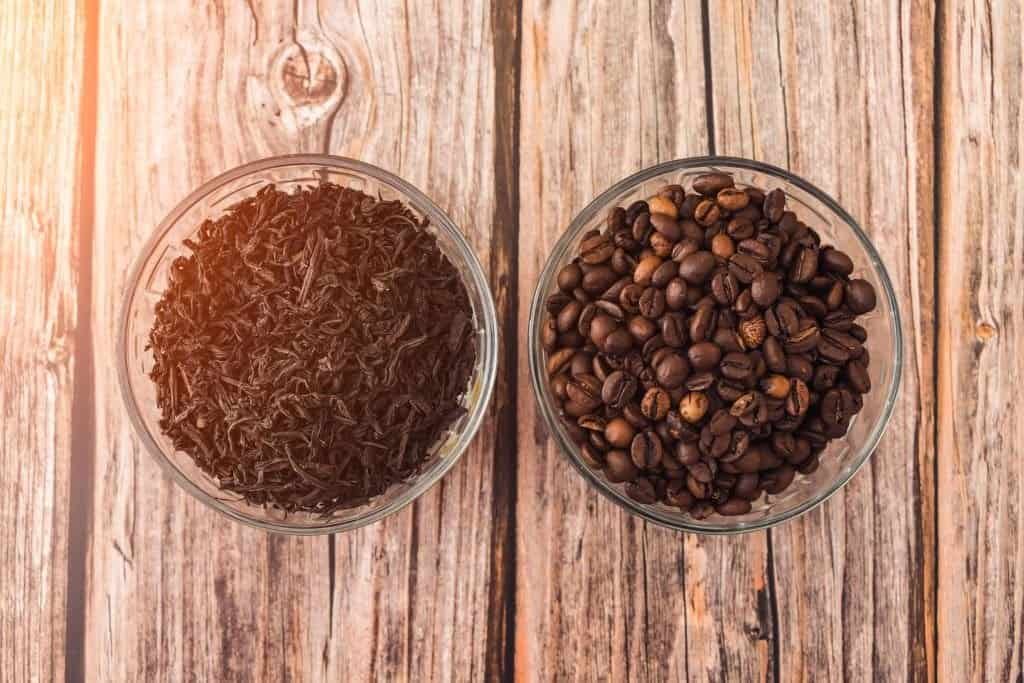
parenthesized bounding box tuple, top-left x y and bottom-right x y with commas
(542, 172, 877, 519)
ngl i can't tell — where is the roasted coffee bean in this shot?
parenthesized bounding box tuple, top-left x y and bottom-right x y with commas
(579, 443, 605, 469)
(728, 252, 763, 284)
(817, 329, 851, 363)
(641, 387, 671, 421)
(577, 303, 597, 338)
(763, 465, 796, 494)
(799, 295, 828, 320)
(654, 352, 690, 389)
(786, 378, 811, 417)
(688, 304, 716, 343)
(542, 319, 559, 351)
(693, 198, 720, 227)
(825, 279, 846, 310)
(846, 279, 877, 314)
(709, 409, 738, 435)
(713, 327, 745, 354)
(762, 337, 786, 373)
(611, 248, 638, 275)
(711, 270, 740, 305)
(683, 371, 715, 393)
(737, 238, 772, 265)
(603, 327, 633, 355)
(666, 480, 696, 508)
(849, 323, 868, 343)
(679, 251, 718, 284)
(738, 316, 767, 349)
(601, 276, 631, 303)
(749, 271, 781, 307)
(647, 195, 679, 219)
(760, 374, 791, 400)
(569, 352, 593, 377)
(589, 314, 619, 348)
(727, 216, 756, 241)
(671, 239, 700, 264)
(638, 287, 667, 319)
(790, 246, 819, 283)
(716, 498, 752, 516)
(711, 233, 736, 259)
(693, 172, 735, 196)
(648, 232, 674, 258)
(624, 200, 649, 226)
(845, 359, 871, 394)
(631, 431, 664, 469)
(605, 417, 636, 449)
(594, 300, 625, 320)
(820, 247, 854, 275)
(650, 212, 682, 241)
(558, 330, 585, 348)
(721, 352, 754, 381)
(763, 188, 786, 222)
(546, 292, 572, 316)
(679, 391, 709, 423)
(652, 259, 680, 288)
(582, 265, 618, 294)
(557, 263, 583, 292)
(812, 363, 840, 392)
(784, 323, 820, 354)
(580, 232, 615, 264)
(619, 283, 645, 313)
(606, 449, 638, 483)
(687, 341, 722, 371)
(547, 348, 575, 376)
(661, 312, 688, 347)
(717, 187, 750, 211)
(675, 440, 702, 465)
(665, 278, 689, 310)
(634, 255, 663, 286)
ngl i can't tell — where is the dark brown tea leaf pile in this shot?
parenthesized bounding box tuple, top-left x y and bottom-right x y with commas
(149, 182, 477, 515)
(542, 172, 877, 519)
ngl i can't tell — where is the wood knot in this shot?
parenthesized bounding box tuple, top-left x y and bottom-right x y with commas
(975, 322, 997, 341)
(271, 41, 346, 117)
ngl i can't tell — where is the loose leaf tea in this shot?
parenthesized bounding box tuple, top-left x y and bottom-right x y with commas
(542, 173, 877, 518)
(148, 182, 477, 515)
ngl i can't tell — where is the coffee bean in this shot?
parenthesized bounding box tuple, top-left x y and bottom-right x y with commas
(845, 359, 871, 394)
(589, 314, 619, 348)
(603, 327, 633, 355)
(688, 304, 715, 343)
(784, 323, 820, 354)
(687, 341, 722, 371)
(641, 387, 671, 421)
(712, 327, 744, 354)
(624, 200, 649, 226)
(717, 187, 750, 211)
(580, 232, 614, 264)
(821, 247, 854, 275)
(606, 449, 639, 483)
(799, 295, 828, 320)
(693, 172, 734, 196)
(557, 263, 583, 292)
(679, 391, 709, 423)
(711, 233, 736, 259)
(786, 378, 810, 417)
(728, 252, 763, 284)
(661, 312, 688, 347)
(600, 371, 636, 409)
(569, 352, 592, 377)
(763, 188, 786, 222)
(638, 287, 666, 319)
(679, 251, 717, 284)
(655, 352, 690, 389)
(727, 216, 756, 241)
(738, 316, 767, 349)
(647, 195, 679, 219)
(846, 279, 877, 314)
(665, 278, 689, 310)
(710, 271, 739, 305)
(611, 247, 638, 275)
(720, 352, 754, 381)
(650, 212, 682, 241)
(716, 498, 752, 516)
(631, 431, 664, 469)
(763, 465, 796, 494)
(709, 409, 738, 435)
(582, 265, 618, 294)
(666, 480, 696, 508)
(649, 232, 675, 258)
(817, 329, 852, 363)
(604, 417, 636, 449)
(634, 255, 663, 286)
(652, 259, 679, 288)
(694, 199, 721, 226)
(790, 246, 819, 283)
(812, 363, 840, 392)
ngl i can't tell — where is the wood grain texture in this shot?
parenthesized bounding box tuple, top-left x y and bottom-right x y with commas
(86, 1, 510, 681)
(938, 1, 1024, 681)
(0, 2, 84, 681)
(515, 2, 775, 681)
(709, 1, 937, 681)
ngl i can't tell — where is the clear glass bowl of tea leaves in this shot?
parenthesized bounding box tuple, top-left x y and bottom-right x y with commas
(118, 155, 498, 534)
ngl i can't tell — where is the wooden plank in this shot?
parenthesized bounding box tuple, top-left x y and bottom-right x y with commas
(708, 1, 936, 681)
(937, 1, 1024, 681)
(515, 2, 776, 681)
(316, 2, 514, 680)
(87, 1, 511, 680)
(0, 1, 85, 681)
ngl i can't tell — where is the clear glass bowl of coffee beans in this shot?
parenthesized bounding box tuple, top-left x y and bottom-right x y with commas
(119, 155, 498, 534)
(529, 157, 902, 533)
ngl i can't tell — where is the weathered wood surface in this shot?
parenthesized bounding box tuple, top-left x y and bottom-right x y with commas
(0, 2, 85, 681)
(937, 2, 1024, 682)
(1, 0, 1023, 681)
(707, 1, 937, 681)
(84, 1, 513, 681)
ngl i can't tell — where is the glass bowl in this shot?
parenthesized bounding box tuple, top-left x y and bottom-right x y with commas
(528, 157, 902, 534)
(118, 155, 499, 535)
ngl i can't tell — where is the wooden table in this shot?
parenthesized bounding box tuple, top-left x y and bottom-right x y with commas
(2, 1, 1020, 681)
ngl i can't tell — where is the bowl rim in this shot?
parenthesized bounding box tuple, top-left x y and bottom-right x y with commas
(527, 155, 904, 534)
(117, 153, 499, 535)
